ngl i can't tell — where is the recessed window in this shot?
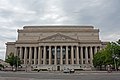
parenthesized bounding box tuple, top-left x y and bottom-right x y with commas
(83, 61, 85, 64)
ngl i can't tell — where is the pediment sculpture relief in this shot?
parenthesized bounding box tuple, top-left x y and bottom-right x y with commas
(39, 33, 78, 42)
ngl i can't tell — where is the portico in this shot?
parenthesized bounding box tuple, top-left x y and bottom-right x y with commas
(16, 45, 100, 65)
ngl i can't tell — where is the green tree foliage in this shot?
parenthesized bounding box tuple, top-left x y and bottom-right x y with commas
(93, 40, 120, 70)
(0, 64, 4, 70)
(93, 51, 105, 68)
(5, 52, 21, 68)
(117, 39, 120, 44)
(0, 64, 4, 68)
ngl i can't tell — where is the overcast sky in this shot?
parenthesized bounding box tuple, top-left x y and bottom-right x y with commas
(0, 0, 120, 60)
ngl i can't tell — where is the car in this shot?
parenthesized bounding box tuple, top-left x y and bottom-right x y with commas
(13, 68, 16, 72)
(70, 69, 75, 73)
(63, 69, 70, 73)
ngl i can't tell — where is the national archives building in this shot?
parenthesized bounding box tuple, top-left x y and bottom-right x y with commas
(6, 25, 107, 71)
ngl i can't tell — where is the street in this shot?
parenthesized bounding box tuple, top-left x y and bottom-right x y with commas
(0, 71, 120, 80)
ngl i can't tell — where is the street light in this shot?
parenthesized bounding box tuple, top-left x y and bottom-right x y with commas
(17, 56, 18, 71)
(112, 42, 120, 71)
(112, 54, 119, 71)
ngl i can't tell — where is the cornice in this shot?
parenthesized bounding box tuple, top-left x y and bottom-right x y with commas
(23, 25, 94, 29)
(17, 25, 99, 33)
(15, 41, 38, 44)
(18, 29, 99, 33)
(6, 42, 15, 45)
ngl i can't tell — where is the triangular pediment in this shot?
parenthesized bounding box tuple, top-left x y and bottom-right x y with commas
(39, 33, 78, 42)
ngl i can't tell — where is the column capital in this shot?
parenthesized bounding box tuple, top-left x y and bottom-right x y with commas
(76, 45, 79, 47)
(49, 45, 52, 47)
(80, 46, 83, 48)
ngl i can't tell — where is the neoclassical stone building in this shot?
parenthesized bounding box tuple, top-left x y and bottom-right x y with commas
(6, 25, 107, 71)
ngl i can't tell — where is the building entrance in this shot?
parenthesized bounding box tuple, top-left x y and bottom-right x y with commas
(57, 66, 60, 71)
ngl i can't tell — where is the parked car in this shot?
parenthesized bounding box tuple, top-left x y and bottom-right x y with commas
(63, 68, 75, 73)
(13, 68, 16, 72)
(70, 69, 75, 73)
(63, 69, 70, 73)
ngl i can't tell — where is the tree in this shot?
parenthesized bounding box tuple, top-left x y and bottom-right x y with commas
(0, 64, 4, 69)
(0, 64, 4, 70)
(93, 41, 120, 70)
(5, 52, 21, 70)
(93, 51, 105, 70)
(117, 39, 120, 44)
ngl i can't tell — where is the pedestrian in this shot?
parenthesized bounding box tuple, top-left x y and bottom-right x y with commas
(107, 64, 112, 73)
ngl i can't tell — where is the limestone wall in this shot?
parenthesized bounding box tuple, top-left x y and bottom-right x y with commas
(17, 26, 100, 42)
(5, 42, 15, 58)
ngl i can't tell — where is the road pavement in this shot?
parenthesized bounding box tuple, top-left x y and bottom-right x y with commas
(0, 71, 120, 80)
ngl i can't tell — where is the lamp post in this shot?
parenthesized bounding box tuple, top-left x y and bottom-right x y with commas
(112, 54, 116, 71)
(112, 54, 119, 71)
(17, 56, 18, 71)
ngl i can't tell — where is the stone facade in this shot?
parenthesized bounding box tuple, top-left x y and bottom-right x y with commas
(6, 25, 107, 71)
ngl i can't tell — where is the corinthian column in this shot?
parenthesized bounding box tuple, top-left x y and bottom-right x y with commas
(100, 46, 102, 50)
(29, 47, 32, 65)
(38, 46, 41, 65)
(20, 47, 22, 60)
(49, 46, 51, 65)
(76, 46, 79, 64)
(60, 46, 63, 65)
(54, 46, 57, 65)
(34, 47, 37, 65)
(14, 47, 17, 56)
(95, 46, 98, 54)
(24, 47, 27, 64)
(80, 47, 83, 64)
(90, 46, 93, 64)
(43, 46, 46, 65)
(66, 46, 68, 65)
(71, 46, 74, 65)
(85, 47, 88, 64)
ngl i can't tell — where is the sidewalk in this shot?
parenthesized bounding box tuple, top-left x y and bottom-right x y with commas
(0, 77, 30, 80)
(0, 70, 120, 74)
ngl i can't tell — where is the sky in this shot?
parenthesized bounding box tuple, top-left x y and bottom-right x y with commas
(0, 0, 120, 60)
